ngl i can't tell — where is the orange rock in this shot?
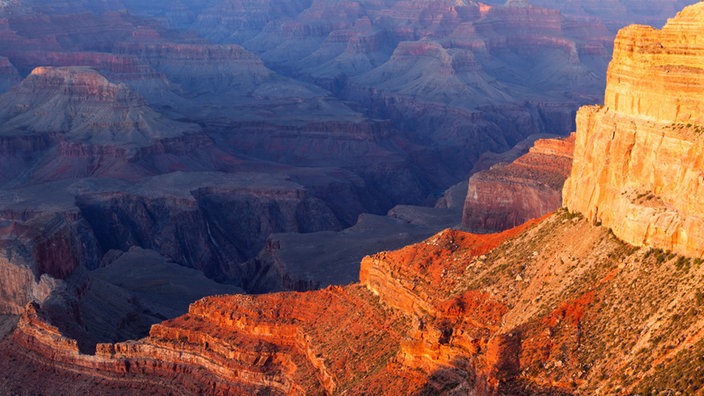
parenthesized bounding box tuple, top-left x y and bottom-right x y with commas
(564, 2, 704, 258)
(463, 134, 575, 232)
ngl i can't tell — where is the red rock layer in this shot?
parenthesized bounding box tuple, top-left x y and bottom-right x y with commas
(4, 286, 415, 394)
(7, 207, 704, 394)
(563, 3, 704, 258)
(462, 134, 575, 233)
(1, 221, 542, 395)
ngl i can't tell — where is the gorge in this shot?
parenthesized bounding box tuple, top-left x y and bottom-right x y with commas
(0, 0, 703, 395)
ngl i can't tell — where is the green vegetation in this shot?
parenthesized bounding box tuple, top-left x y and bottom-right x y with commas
(634, 337, 704, 395)
(558, 208, 584, 221)
(668, 122, 704, 135)
(647, 248, 677, 265)
(695, 289, 704, 307)
(675, 256, 691, 271)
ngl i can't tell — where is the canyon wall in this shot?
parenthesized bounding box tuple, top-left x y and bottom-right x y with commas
(563, 3, 704, 258)
(3, 3, 704, 395)
(174, 0, 615, 184)
(463, 134, 574, 233)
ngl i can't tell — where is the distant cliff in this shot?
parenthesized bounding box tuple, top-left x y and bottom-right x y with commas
(463, 134, 575, 233)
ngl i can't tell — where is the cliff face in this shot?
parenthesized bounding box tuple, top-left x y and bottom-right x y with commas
(463, 134, 575, 233)
(563, 3, 704, 258)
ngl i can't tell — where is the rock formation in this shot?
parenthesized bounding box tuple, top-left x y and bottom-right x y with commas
(0, 62, 395, 350)
(0, 220, 542, 395)
(0, 0, 665, 235)
(563, 2, 704, 259)
(7, 206, 704, 394)
(2, 2, 704, 395)
(463, 133, 575, 233)
(0, 66, 198, 150)
(145, 0, 617, 184)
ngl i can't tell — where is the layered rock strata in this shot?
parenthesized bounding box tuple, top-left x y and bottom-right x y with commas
(0, 66, 199, 152)
(9, 208, 704, 393)
(0, 221, 541, 395)
(563, 3, 704, 258)
(463, 133, 575, 233)
(181, 0, 615, 183)
(4, 3, 704, 395)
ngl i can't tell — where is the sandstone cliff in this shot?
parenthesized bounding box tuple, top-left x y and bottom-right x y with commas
(563, 2, 704, 259)
(463, 133, 575, 233)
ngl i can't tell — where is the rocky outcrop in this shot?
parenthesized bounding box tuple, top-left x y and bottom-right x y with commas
(2, 283, 413, 395)
(11, 207, 704, 394)
(563, 3, 704, 258)
(0, 221, 540, 395)
(463, 134, 575, 233)
(0, 66, 199, 149)
(359, 222, 539, 317)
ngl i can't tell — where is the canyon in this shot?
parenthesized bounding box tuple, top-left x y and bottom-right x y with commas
(0, 0, 703, 395)
(0, 0, 635, 334)
(0, 2, 703, 395)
